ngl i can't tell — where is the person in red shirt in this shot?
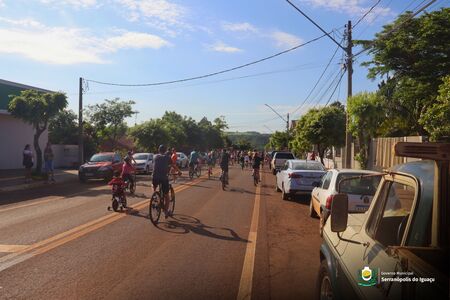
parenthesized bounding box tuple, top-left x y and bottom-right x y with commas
(170, 148, 182, 182)
(121, 156, 135, 188)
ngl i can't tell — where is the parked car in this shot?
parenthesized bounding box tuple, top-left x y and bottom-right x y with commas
(78, 152, 122, 182)
(271, 151, 295, 175)
(275, 159, 325, 200)
(133, 152, 154, 174)
(310, 169, 381, 234)
(177, 152, 189, 168)
(318, 142, 449, 300)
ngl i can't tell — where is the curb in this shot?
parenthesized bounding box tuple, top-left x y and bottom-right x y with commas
(0, 177, 78, 193)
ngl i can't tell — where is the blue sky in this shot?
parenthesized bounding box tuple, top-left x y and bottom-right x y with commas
(0, 0, 448, 133)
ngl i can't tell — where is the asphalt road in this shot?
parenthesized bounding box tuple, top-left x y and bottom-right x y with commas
(0, 165, 321, 300)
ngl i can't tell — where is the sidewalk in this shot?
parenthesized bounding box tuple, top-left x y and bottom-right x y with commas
(0, 169, 79, 193)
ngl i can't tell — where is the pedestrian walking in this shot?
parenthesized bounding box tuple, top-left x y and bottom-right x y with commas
(23, 144, 33, 183)
(44, 142, 55, 182)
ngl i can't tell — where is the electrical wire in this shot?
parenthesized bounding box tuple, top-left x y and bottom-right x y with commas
(312, 67, 344, 108)
(353, 0, 437, 58)
(85, 33, 328, 87)
(353, 0, 382, 28)
(291, 40, 343, 115)
(354, 0, 394, 39)
(324, 70, 346, 106)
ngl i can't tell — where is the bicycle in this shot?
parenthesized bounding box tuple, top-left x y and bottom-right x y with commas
(149, 182, 175, 225)
(220, 170, 228, 190)
(189, 164, 201, 179)
(252, 168, 260, 186)
(208, 165, 213, 179)
(123, 173, 136, 195)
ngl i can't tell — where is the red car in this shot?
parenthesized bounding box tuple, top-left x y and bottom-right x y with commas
(78, 152, 123, 182)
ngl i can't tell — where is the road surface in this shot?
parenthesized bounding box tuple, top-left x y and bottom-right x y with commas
(0, 165, 321, 299)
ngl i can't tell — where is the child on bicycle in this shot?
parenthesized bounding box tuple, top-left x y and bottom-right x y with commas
(122, 156, 135, 189)
(108, 170, 127, 208)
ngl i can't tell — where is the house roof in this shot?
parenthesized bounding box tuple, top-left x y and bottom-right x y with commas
(0, 79, 53, 113)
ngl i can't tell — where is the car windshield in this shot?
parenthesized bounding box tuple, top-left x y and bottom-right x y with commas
(337, 173, 381, 196)
(276, 153, 294, 159)
(89, 154, 112, 162)
(133, 154, 148, 160)
(292, 162, 324, 171)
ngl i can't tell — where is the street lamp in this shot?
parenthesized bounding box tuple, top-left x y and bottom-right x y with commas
(264, 104, 290, 150)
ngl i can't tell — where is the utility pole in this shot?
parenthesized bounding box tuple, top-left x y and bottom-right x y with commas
(78, 77, 84, 165)
(345, 21, 353, 168)
(286, 113, 290, 151)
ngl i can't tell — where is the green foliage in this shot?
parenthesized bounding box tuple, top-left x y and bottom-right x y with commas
(347, 92, 385, 169)
(49, 109, 79, 144)
(266, 131, 289, 151)
(8, 89, 67, 173)
(420, 76, 450, 141)
(129, 111, 227, 152)
(359, 8, 450, 136)
(86, 98, 135, 149)
(291, 105, 345, 163)
(227, 131, 270, 150)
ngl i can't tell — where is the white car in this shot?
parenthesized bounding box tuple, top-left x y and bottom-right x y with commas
(177, 152, 189, 168)
(132, 153, 154, 174)
(271, 151, 296, 175)
(275, 159, 326, 200)
(310, 169, 381, 233)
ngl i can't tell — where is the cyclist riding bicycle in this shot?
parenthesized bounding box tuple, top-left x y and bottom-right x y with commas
(170, 148, 182, 181)
(220, 149, 230, 184)
(152, 144, 172, 218)
(189, 149, 200, 173)
(252, 151, 263, 183)
(121, 156, 135, 191)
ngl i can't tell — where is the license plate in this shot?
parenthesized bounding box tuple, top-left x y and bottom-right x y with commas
(355, 206, 368, 212)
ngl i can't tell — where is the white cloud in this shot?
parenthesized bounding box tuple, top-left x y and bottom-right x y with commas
(209, 42, 242, 53)
(271, 31, 303, 48)
(222, 22, 258, 33)
(0, 18, 170, 65)
(299, 0, 392, 21)
(0, 0, 5, 7)
(40, 0, 98, 9)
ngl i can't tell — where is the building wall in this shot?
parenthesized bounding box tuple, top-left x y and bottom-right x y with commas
(0, 113, 48, 169)
(52, 145, 79, 168)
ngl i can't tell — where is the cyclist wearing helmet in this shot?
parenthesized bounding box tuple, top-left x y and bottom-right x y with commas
(153, 145, 172, 217)
(189, 148, 200, 173)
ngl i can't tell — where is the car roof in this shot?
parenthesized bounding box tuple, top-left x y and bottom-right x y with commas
(133, 152, 152, 155)
(94, 152, 115, 155)
(332, 169, 379, 174)
(288, 159, 321, 163)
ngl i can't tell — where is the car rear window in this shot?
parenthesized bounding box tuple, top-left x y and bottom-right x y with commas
(90, 154, 113, 162)
(337, 173, 381, 196)
(133, 154, 148, 160)
(275, 153, 295, 159)
(292, 162, 324, 171)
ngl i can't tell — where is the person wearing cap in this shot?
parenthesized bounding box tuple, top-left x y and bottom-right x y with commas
(152, 144, 172, 218)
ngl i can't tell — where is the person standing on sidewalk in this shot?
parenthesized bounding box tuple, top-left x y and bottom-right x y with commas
(44, 142, 55, 182)
(23, 144, 33, 183)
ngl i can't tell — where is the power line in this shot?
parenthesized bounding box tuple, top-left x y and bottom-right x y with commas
(291, 40, 343, 115)
(312, 67, 344, 108)
(285, 0, 346, 50)
(85, 33, 328, 87)
(353, 0, 382, 28)
(354, 0, 394, 39)
(353, 0, 437, 58)
(324, 70, 347, 106)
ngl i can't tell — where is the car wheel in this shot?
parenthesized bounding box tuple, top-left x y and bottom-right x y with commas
(317, 260, 333, 300)
(282, 184, 289, 200)
(309, 198, 318, 218)
(79, 175, 86, 183)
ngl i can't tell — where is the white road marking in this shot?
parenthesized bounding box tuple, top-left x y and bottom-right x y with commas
(0, 245, 30, 253)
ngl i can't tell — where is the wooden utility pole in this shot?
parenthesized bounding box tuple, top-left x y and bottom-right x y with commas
(345, 21, 353, 168)
(78, 77, 84, 165)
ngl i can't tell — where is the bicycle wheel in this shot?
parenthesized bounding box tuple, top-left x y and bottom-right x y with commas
(189, 169, 194, 179)
(130, 179, 136, 194)
(168, 185, 175, 215)
(196, 167, 201, 178)
(111, 196, 120, 212)
(149, 192, 162, 225)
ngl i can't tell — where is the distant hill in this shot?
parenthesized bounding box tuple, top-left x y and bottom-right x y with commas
(226, 131, 271, 150)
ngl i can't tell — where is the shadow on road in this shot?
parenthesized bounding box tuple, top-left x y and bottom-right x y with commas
(153, 214, 249, 243)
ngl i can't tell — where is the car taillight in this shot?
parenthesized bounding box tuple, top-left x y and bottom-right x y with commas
(326, 195, 334, 209)
(288, 173, 302, 179)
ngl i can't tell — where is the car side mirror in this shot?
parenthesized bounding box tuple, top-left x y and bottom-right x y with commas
(330, 193, 348, 232)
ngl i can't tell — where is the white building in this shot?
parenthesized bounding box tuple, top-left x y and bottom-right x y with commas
(0, 79, 52, 170)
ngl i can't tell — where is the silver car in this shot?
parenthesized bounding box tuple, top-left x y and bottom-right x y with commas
(177, 152, 189, 168)
(132, 153, 154, 174)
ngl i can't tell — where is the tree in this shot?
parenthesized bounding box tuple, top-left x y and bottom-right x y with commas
(347, 92, 385, 169)
(420, 76, 450, 141)
(129, 119, 170, 152)
(359, 8, 450, 136)
(86, 98, 135, 149)
(48, 109, 78, 144)
(291, 105, 345, 164)
(266, 131, 289, 151)
(8, 90, 67, 173)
